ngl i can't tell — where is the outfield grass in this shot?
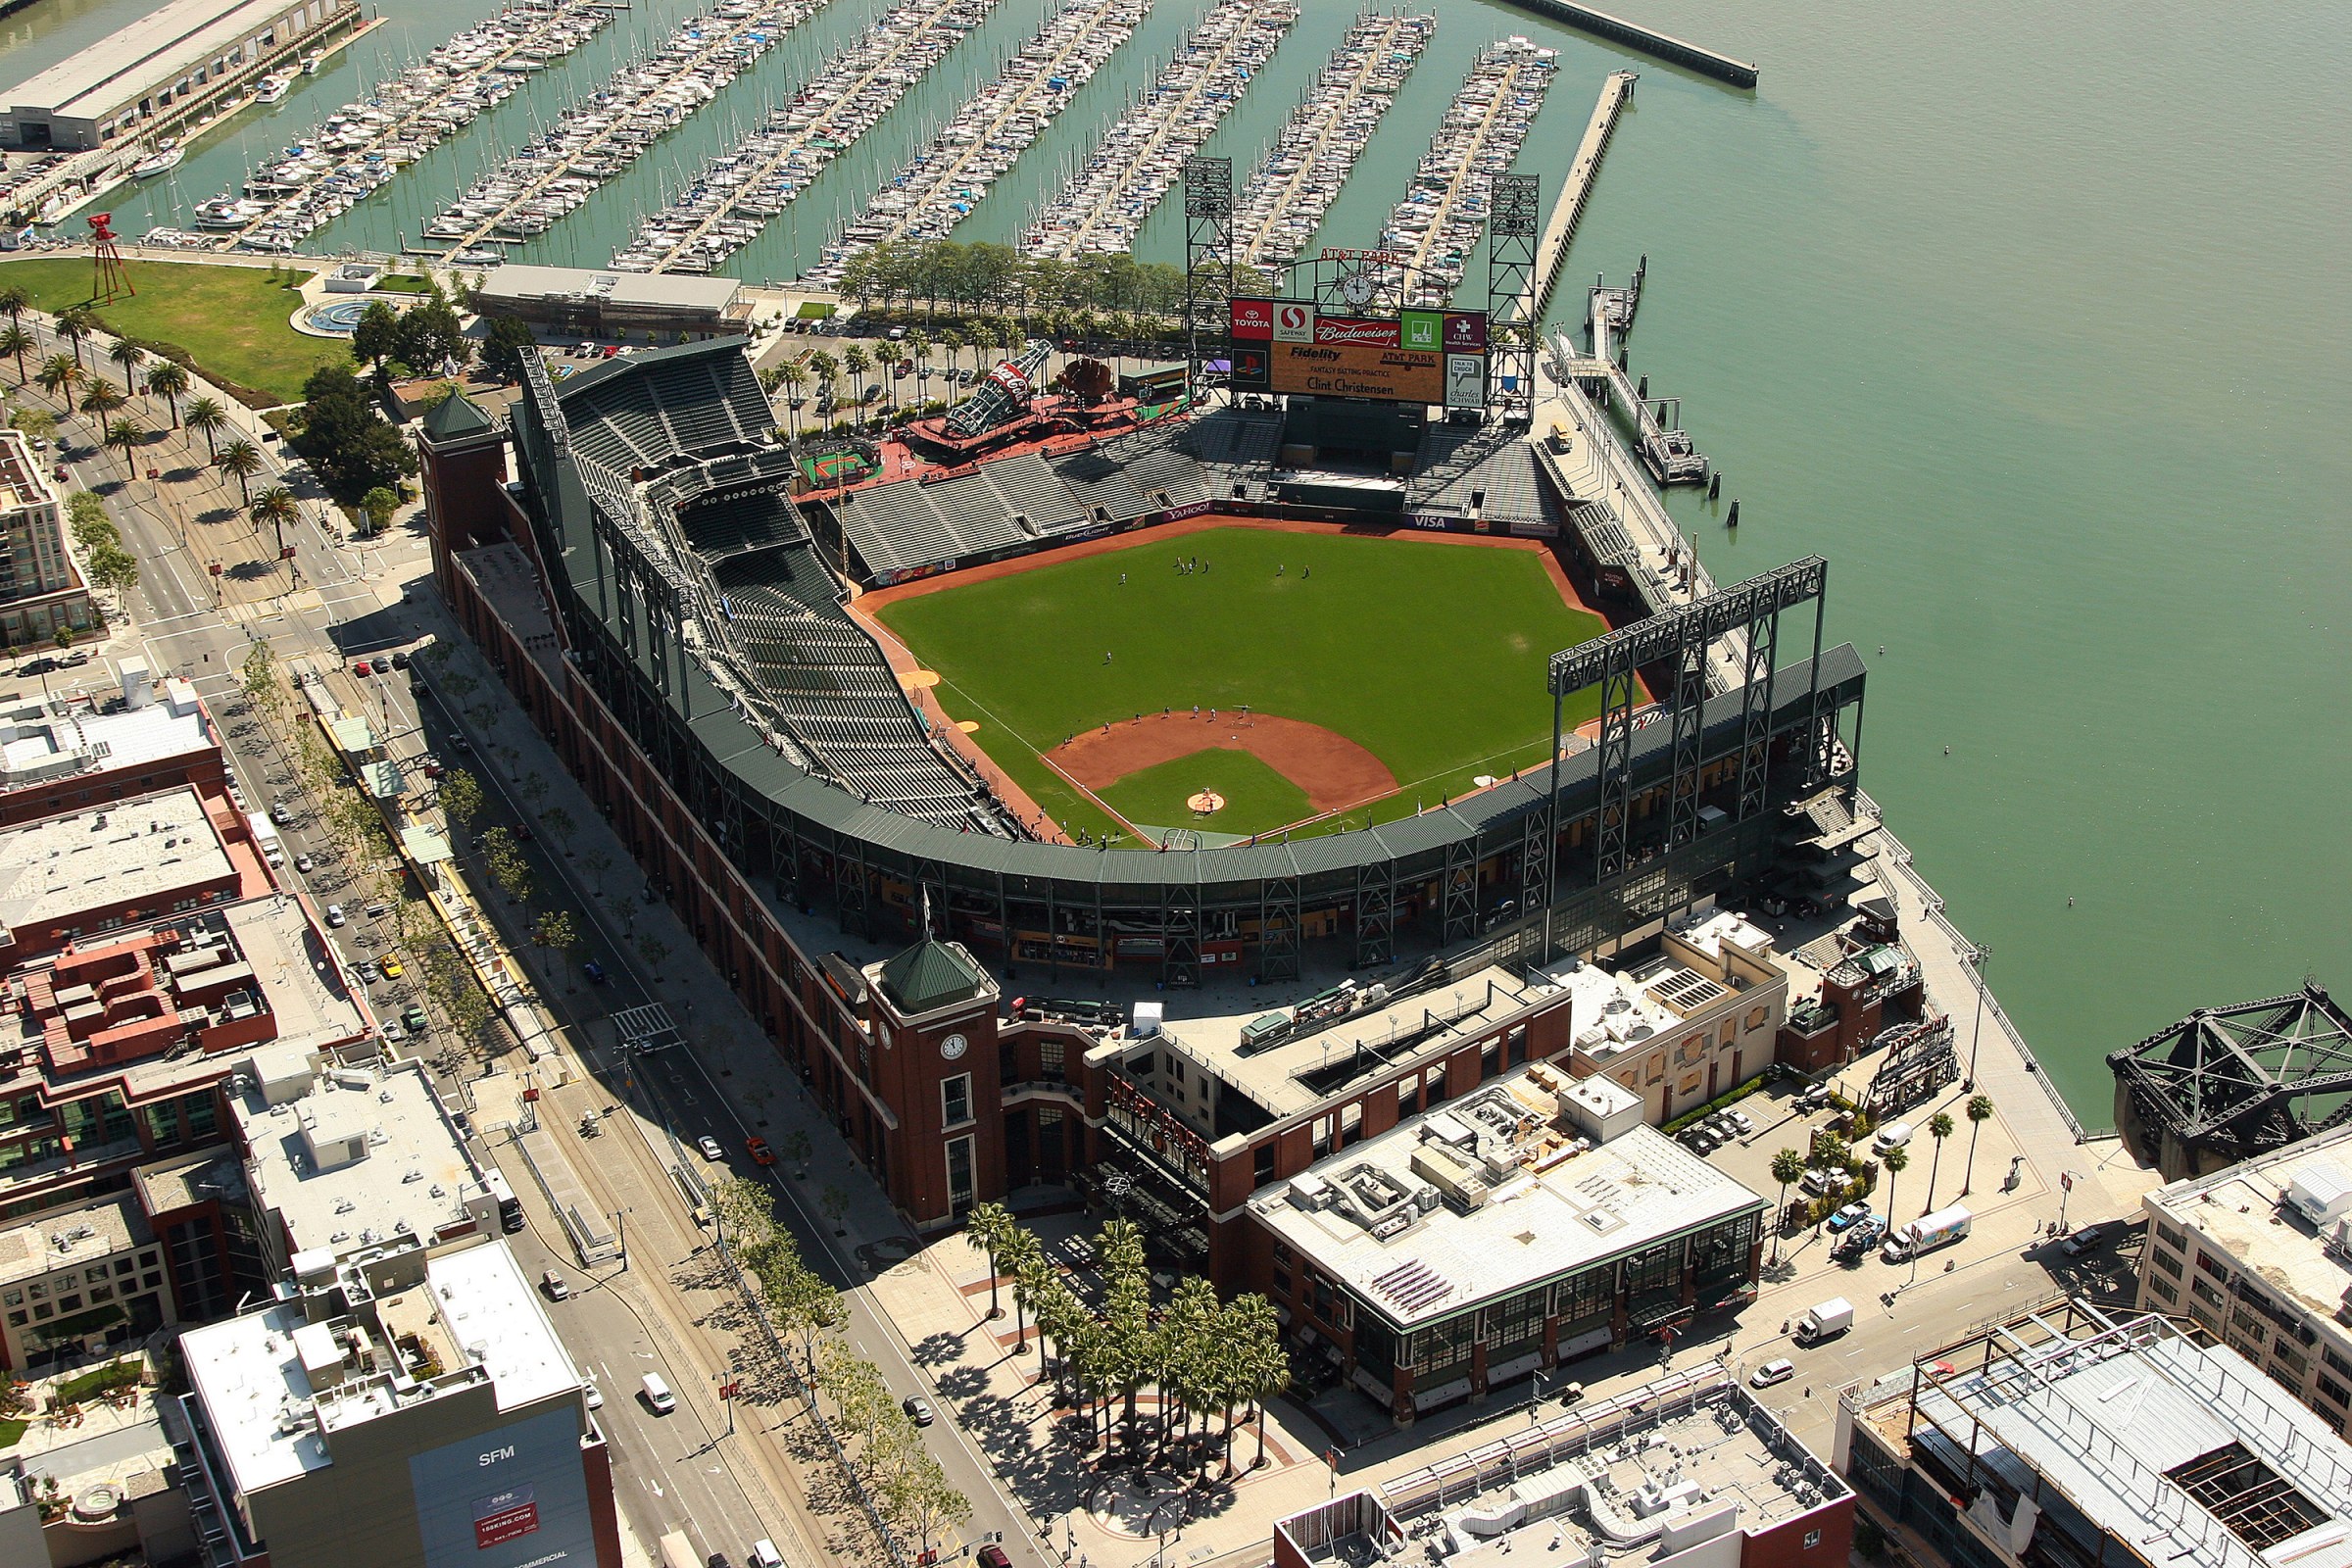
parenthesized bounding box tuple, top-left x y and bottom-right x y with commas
(1099, 748, 1314, 839)
(0, 258, 347, 403)
(878, 526, 1611, 842)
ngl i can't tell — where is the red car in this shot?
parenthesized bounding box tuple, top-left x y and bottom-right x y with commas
(746, 1137, 774, 1166)
(352, 660, 372, 676)
(421, 760, 446, 779)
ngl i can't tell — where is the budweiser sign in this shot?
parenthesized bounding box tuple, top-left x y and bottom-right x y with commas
(1314, 316, 1400, 348)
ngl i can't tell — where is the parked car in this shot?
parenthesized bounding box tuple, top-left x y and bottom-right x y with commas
(402, 1004, 428, 1034)
(1751, 1358, 1796, 1388)
(582, 960, 607, 984)
(697, 1135, 723, 1161)
(747, 1137, 774, 1165)
(1799, 1165, 1849, 1197)
(294, 853, 314, 872)
(2062, 1223, 2111, 1257)
(902, 1396, 934, 1427)
(1682, 1127, 1718, 1154)
(389, 651, 411, 669)
(1827, 1202, 1873, 1232)
(325, 903, 346, 927)
(1726, 1109, 1755, 1134)
(380, 1018, 403, 1042)
(421, 760, 445, 779)
(352, 660, 373, 676)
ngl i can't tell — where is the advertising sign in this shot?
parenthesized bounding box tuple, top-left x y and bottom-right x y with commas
(1272, 301, 1314, 343)
(1228, 298, 1272, 341)
(1312, 315, 1400, 349)
(1446, 353, 1488, 411)
(1229, 344, 1271, 390)
(1401, 311, 1442, 351)
(1442, 312, 1489, 352)
(411, 1406, 595, 1568)
(1270, 341, 1445, 403)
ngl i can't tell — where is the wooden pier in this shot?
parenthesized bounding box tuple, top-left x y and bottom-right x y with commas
(1532, 69, 1636, 318)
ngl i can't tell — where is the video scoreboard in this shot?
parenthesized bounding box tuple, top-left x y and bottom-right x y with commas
(1227, 297, 1486, 410)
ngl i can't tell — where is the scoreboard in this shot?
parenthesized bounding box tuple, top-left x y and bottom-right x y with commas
(1228, 298, 1486, 410)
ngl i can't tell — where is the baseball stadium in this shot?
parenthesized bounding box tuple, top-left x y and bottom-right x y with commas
(439, 314, 1864, 993)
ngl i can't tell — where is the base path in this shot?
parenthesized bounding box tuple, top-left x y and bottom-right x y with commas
(1049, 711, 1397, 815)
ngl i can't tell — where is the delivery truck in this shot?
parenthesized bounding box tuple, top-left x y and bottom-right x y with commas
(1883, 1204, 1973, 1263)
(1792, 1297, 1855, 1344)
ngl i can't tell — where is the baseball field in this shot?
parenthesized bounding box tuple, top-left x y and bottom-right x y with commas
(869, 521, 1616, 845)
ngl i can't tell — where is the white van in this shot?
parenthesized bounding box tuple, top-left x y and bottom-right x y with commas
(642, 1373, 675, 1414)
(750, 1543, 785, 1568)
(1872, 1122, 1914, 1153)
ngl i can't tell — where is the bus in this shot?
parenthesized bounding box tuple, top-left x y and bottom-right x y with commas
(483, 1169, 524, 1234)
(659, 1533, 698, 1568)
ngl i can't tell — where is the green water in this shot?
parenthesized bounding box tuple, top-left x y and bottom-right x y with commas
(10, 0, 2345, 1117)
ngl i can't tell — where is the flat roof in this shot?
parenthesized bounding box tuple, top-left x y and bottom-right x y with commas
(2, 0, 314, 119)
(0, 425, 55, 512)
(221, 898, 370, 1051)
(1888, 1312, 2352, 1568)
(420, 1240, 579, 1411)
(478, 264, 742, 312)
(2146, 1124, 2352, 1334)
(0, 1190, 149, 1287)
(1250, 1066, 1768, 1329)
(237, 1060, 477, 1258)
(182, 1299, 329, 1493)
(0, 785, 230, 936)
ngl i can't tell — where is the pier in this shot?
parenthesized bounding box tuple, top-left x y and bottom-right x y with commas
(629, 0, 1004, 274)
(797, 0, 1149, 288)
(1531, 68, 1635, 317)
(1376, 35, 1556, 303)
(1020, 0, 1298, 260)
(1496, 0, 1754, 88)
(1233, 11, 1434, 272)
(424, 0, 831, 260)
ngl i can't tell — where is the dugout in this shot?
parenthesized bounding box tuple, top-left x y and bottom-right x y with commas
(1279, 397, 1425, 474)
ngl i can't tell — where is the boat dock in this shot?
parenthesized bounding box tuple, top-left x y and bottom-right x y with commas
(1530, 68, 1634, 316)
(798, 0, 1151, 289)
(1233, 10, 1434, 272)
(1019, 0, 1298, 260)
(1377, 35, 1557, 303)
(191, 3, 614, 253)
(423, 0, 831, 260)
(1497, 0, 1754, 88)
(1551, 293, 1707, 486)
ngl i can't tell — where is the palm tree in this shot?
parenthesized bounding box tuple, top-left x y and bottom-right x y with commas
(103, 416, 143, 480)
(1960, 1094, 1995, 1197)
(184, 395, 227, 461)
(0, 283, 28, 326)
(1769, 1147, 1806, 1262)
(1881, 1144, 1909, 1221)
(107, 337, 145, 394)
(0, 325, 29, 384)
(145, 362, 188, 428)
(1921, 1111, 1956, 1213)
(252, 484, 299, 553)
(216, 438, 263, 506)
(78, 381, 126, 424)
(964, 1200, 1013, 1321)
(843, 344, 871, 407)
(54, 307, 92, 369)
(34, 353, 79, 404)
(1238, 1298, 1288, 1473)
(939, 326, 963, 383)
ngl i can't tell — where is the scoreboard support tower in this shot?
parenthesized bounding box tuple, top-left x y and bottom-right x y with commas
(1488, 174, 1540, 424)
(1182, 157, 1234, 402)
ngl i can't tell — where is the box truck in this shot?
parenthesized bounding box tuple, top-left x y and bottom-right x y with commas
(1883, 1204, 1973, 1262)
(1793, 1297, 1855, 1344)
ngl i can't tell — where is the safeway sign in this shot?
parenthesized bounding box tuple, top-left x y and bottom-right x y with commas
(1273, 301, 1314, 343)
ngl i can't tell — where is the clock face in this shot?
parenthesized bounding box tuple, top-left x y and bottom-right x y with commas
(1342, 271, 1374, 308)
(940, 1033, 968, 1061)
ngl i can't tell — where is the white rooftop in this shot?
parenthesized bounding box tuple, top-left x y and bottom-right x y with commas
(2146, 1123, 2352, 1336)
(181, 1300, 330, 1494)
(220, 898, 371, 1053)
(0, 688, 211, 794)
(0, 1191, 147, 1288)
(238, 1061, 477, 1259)
(477, 264, 743, 312)
(1250, 1064, 1768, 1328)
(1, 0, 319, 119)
(423, 1240, 581, 1411)
(0, 785, 231, 935)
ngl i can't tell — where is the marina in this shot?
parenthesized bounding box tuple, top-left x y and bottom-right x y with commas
(178, 2, 616, 252)
(1375, 34, 1556, 303)
(1230, 9, 1432, 272)
(421, 0, 836, 260)
(1017, 0, 1298, 260)
(615, 0, 1004, 274)
(797, 0, 1151, 290)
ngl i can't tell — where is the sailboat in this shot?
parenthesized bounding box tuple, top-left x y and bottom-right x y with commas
(131, 138, 184, 178)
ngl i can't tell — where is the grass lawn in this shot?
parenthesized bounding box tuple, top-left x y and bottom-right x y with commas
(53, 1354, 138, 1406)
(372, 273, 433, 293)
(1099, 748, 1314, 838)
(878, 525, 1611, 841)
(0, 257, 347, 403)
(0, 1416, 23, 1449)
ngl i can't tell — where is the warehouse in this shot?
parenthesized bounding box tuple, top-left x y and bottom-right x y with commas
(471, 265, 752, 340)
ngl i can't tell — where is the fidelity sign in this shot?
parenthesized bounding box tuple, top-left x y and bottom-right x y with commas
(1270, 341, 1444, 404)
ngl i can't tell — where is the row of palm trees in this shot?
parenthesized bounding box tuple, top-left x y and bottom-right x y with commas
(963, 1205, 1291, 1475)
(1767, 1093, 1997, 1252)
(0, 285, 299, 550)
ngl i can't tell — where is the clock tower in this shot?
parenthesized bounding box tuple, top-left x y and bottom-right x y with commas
(863, 936, 1004, 1227)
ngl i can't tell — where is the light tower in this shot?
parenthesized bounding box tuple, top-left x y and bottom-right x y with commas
(89, 213, 133, 304)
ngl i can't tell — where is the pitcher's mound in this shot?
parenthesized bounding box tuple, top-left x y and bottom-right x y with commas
(1187, 790, 1226, 816)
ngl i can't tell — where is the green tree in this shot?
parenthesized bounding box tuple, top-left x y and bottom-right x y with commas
(394, 295, 470, 370)
(107, 337, 144, 394)
(351, 300, 402, 371)
(144, 360, 188, 427)
(1881, 1144, 1910, 1220)
(77, 380, 126, 425)
(707, 1176, 774, 1253)
(67, 491, 115, 550)
(0, 283, 26, 326)
(361, 486, 399, 536)
(34, 353, 80, 405)
(963, 1200, 1013, 1321)
(535, 907, 582, 974)
(1961, 1094, 1995, 1197)
(0, 324, 30, 384)
(480, 825, 535, 906)
(439, 767, 485, 836)
(290, 362, 416, 504)
(85, 540, 138, 594)
(251, 485, 299, 553)
(53, 307, 91, 369)
(540, 804, 575, 852)
(103, 416, 143, 480)
(1769, 1147, 1807, 1260)
(843, 344, 871, 403)
(183, 395, 227, 462)
(8, 405, 55, 441)
(1921, 1111, 1956, 1213)
(479, 315, 540, 379)
(215, 438, 263, 506)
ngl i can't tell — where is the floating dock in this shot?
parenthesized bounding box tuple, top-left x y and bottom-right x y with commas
(1375, 35, 1556, 303)
(1497, 0, 1754, 88)
(796, 0, 1149, 288)
(1020, 0, 1298, 260)
(627, 0, 1004, 274)
(1233, 10, 1434, 272)
(1531, 68, 1635, 317)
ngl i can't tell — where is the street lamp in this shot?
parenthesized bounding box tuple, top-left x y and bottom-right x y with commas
(1965, 945, 1992, 1087)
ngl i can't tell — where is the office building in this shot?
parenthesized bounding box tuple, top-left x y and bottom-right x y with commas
(0, 674, 226, 829)
(2136, 1123, 2352, 1442)
(0, 427, 92, 645)
(1836, 1300, 2352, 1568)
